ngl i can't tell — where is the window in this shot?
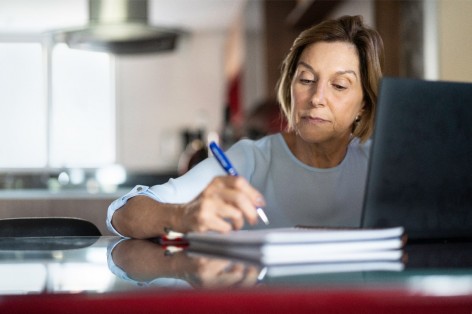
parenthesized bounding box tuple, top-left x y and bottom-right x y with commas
(0, 41, 115, 169)
(50, 44, 115, 168)
(0, 42, 46, 168)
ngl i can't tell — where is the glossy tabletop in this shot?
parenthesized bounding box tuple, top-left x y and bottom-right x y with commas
(1, 236, 472, 313)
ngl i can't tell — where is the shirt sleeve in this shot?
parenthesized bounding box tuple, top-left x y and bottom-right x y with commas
(148, 141, 258, 203)
(106, 138, 260, 237)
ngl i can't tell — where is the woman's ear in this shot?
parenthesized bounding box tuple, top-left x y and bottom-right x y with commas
(357, 101, 366, 118)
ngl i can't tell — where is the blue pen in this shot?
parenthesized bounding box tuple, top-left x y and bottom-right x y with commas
(209, 141, 269, 225)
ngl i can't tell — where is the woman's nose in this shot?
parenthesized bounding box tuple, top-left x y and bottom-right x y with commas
(311, 83, 326, 107)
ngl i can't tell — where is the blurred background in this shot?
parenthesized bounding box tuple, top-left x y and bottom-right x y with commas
(0, 0, 471, 234)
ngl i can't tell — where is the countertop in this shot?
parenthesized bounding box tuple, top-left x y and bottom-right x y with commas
(0, 188, 129, 200)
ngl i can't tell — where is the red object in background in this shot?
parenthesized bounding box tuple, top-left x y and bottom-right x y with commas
(227, 72, 287, 141)
(243, 99, 287, 140)
(228, 72, 243, 128)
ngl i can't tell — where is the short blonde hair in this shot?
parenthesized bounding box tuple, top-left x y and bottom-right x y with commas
(276, 15, 384, 143)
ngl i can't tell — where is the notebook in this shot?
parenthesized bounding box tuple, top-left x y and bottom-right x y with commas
(187, 226, 405, 265)
(361, 77, 472, 241)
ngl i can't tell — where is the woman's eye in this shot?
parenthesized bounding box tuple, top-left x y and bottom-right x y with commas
(300, 78, 314, 84)
(333, 83, 347, 90)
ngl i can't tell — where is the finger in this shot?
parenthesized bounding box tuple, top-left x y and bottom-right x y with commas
(201, 203, 241, 233)
(209, 198, 246, 230)
(212, 176, 266, 209)
(204, 216, 233, 233)
(236, 266, 259, 287)
(217, 189, 257, 226)
(198, 259, 234, 280)
(231, 176, 266, 208)
(184, 195, 236, 233)
(204, 177, 259, 226)
(212, 262, 247, 288)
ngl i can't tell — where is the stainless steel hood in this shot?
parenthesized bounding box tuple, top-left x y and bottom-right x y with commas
(52, 0, 184, 54)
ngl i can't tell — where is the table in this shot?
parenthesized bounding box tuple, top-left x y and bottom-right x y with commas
(0, 236, 472, 313)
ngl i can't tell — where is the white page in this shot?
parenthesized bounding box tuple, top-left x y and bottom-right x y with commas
(187, 226, 405, 245)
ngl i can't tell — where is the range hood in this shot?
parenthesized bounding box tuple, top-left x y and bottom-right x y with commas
(53, 0, 183, 54)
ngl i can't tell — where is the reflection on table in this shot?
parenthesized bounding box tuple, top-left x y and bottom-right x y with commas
(109, 238, 472, 295)
(109, 238, 260, 289)
(0, 236, 113, 294)
(1, 236, 472, 312)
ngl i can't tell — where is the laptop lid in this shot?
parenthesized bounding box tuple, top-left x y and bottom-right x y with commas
(361, 77, 472, 241)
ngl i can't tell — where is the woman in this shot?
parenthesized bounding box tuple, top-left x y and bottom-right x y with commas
(107, 15, 384, 239)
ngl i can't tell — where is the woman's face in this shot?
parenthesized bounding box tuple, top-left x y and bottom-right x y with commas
(290, 41, 364, 145)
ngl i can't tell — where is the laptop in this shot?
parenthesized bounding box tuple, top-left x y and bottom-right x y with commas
(361, 77, 472, 241)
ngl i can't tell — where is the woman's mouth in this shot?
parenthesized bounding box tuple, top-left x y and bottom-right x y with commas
(302, 116, 329, 124)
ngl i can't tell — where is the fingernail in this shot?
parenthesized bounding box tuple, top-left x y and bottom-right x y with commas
(256, 196, 266, 207)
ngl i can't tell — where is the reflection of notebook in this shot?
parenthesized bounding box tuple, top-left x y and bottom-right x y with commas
(361, 77, 472, 241)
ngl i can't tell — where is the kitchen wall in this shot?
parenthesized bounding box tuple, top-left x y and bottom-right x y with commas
(327, 0, 374, 27)
(115, 31, 228, 172)
(438, 0, 472, 82)
(315, 0, 472, 85)
(114, 1, 270, 174)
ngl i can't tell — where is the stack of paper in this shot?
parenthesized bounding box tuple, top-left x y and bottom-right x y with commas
(187, 226, 405, 266)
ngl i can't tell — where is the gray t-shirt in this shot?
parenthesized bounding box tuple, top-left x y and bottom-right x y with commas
(107, 133, 370, 235)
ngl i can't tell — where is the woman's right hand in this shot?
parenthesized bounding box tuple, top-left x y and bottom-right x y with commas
(177, 175, 266, 233)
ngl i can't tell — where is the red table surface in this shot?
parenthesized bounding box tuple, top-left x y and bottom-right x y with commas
(1, 287, 472, 314)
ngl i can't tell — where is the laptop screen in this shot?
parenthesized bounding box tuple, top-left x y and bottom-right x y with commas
(361, 77, 472, 240)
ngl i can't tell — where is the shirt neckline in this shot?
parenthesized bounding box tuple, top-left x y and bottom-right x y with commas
(274, 133, 350, 173)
